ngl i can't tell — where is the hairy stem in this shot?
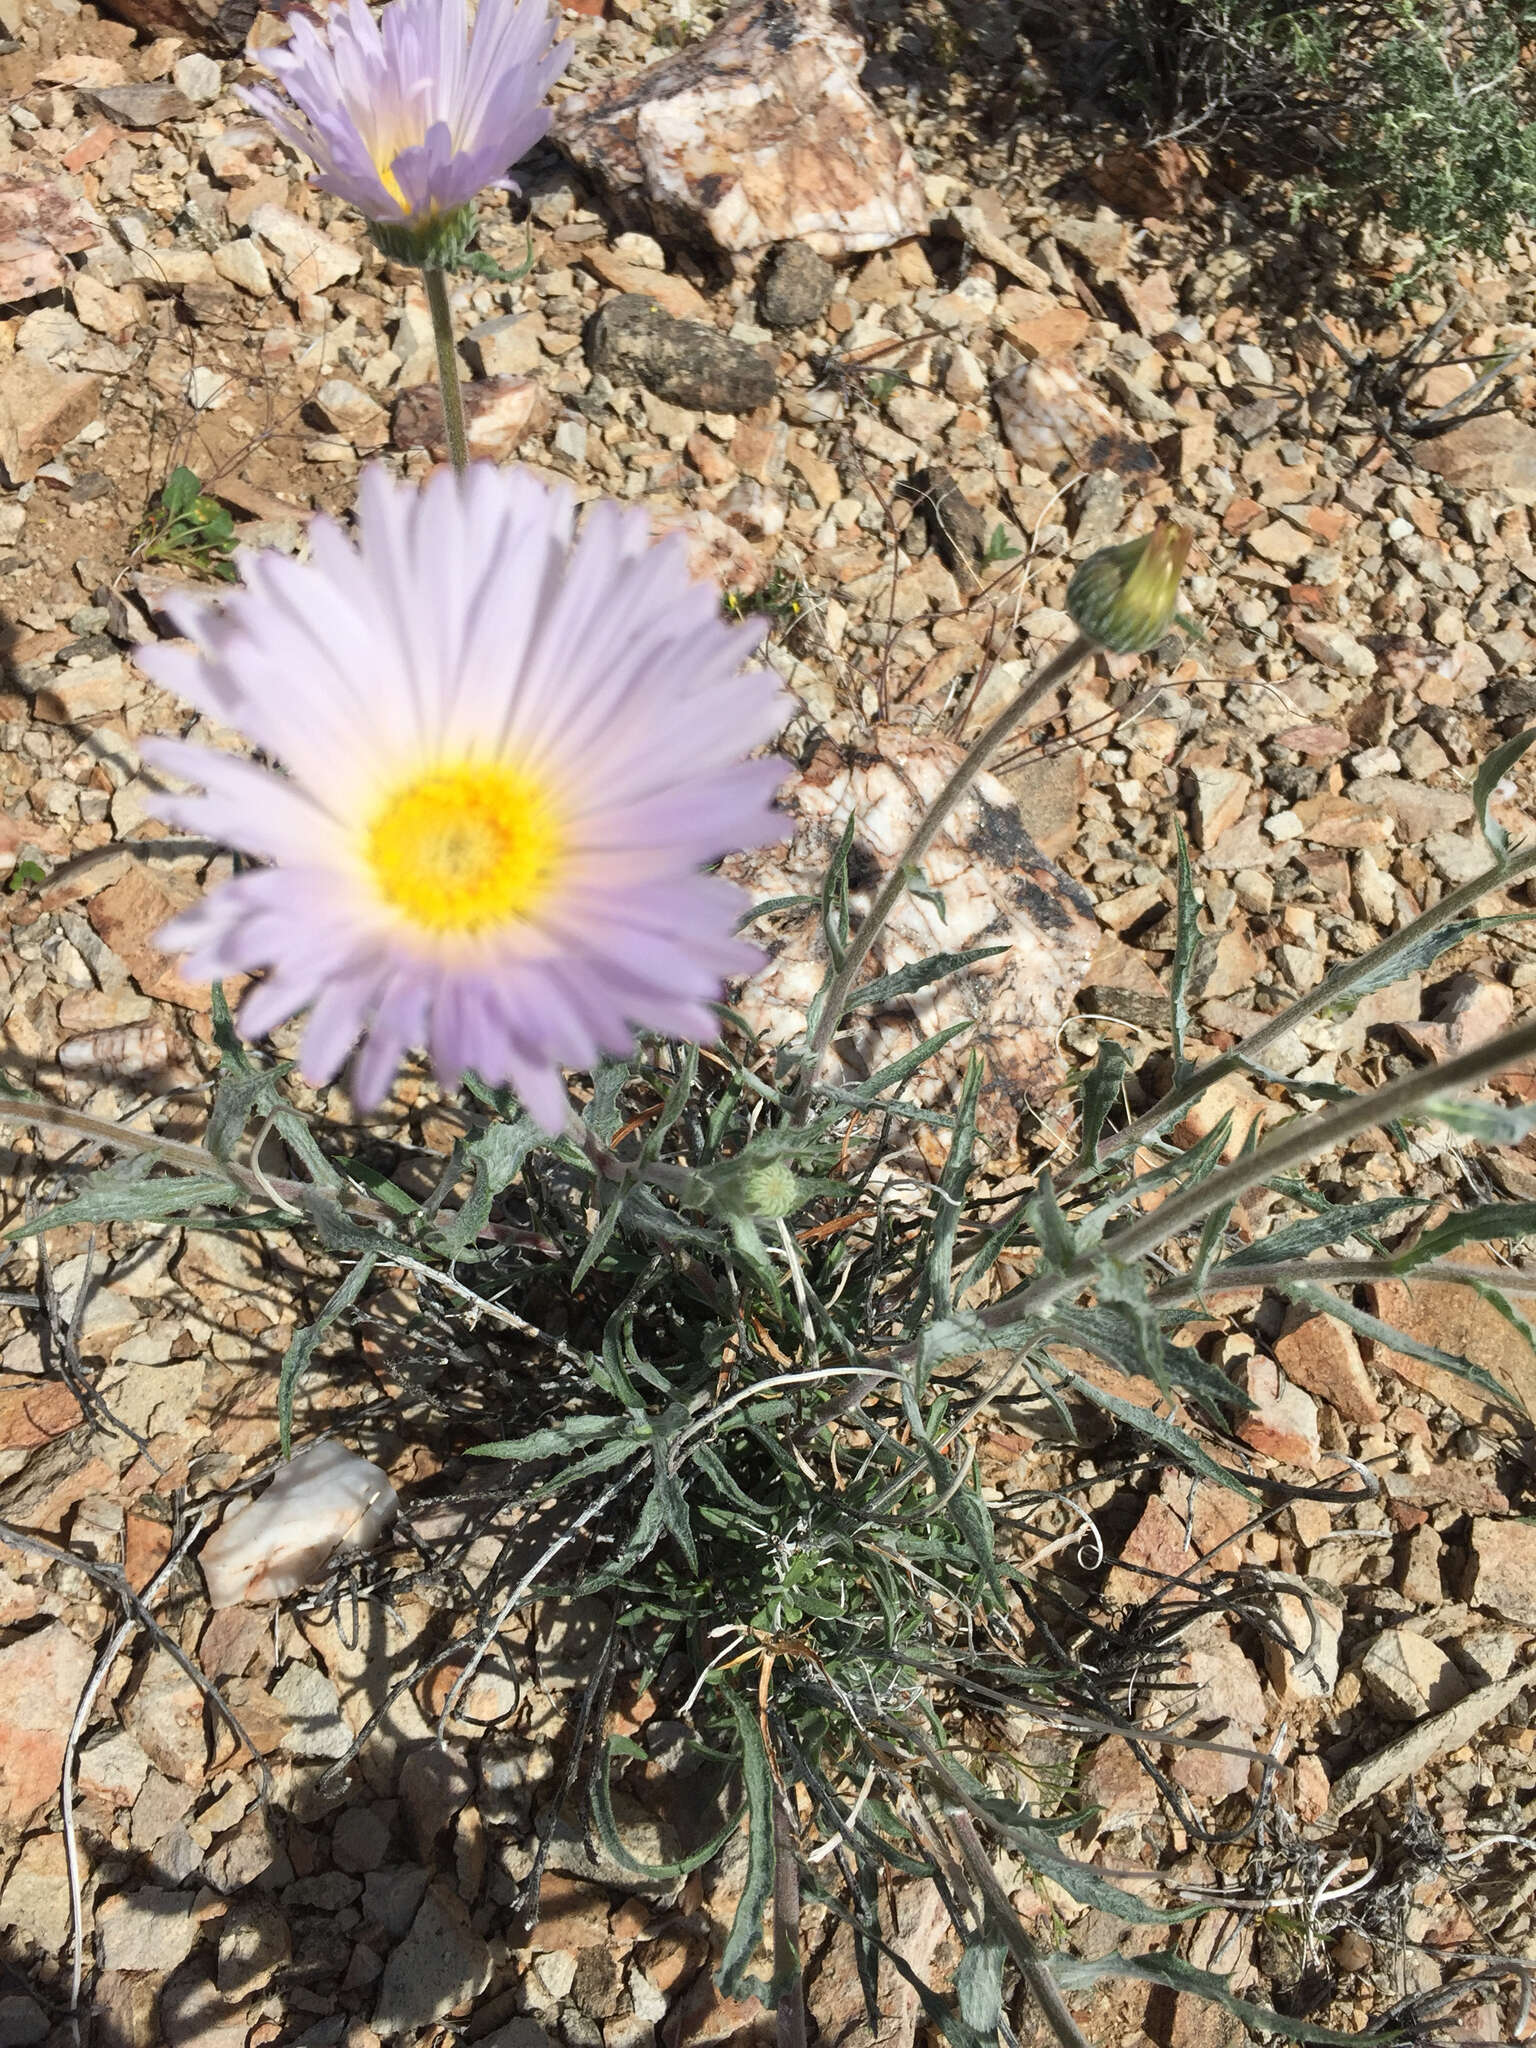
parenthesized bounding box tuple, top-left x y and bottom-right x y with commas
(946, 1808, 1093, 2048)
(1063, 837, 1536, 1190)
(1152, 1254, 1536, 1303)
(0, 1096, 399, 1230)
(795, 634, 1092, 1107)
(868, 1007, 1536, 1456)
(424, 265, 469, 472)
(1020, 1008, 1536, 1319)
(773, 1791, 808, 2048)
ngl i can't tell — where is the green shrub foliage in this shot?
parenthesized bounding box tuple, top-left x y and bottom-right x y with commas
(1107, 0, 1536, 267)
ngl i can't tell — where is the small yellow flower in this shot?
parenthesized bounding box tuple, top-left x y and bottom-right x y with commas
(1067, 522, 1193, 654)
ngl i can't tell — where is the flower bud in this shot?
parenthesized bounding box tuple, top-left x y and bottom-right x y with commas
(703, 1153, 806, 1221)
(736, 1158, 804, 1219)
(1066, 521, 1192, 654)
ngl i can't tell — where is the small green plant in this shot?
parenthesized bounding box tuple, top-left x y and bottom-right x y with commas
(1105, 0, 1536, 273)
(723, 567, 807, 632)
(134, 466, 238, 581)
(983, 523, 1023, 565)
(4, 859, 45, 895)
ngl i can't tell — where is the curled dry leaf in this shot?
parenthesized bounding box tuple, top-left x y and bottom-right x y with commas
(722, 726, 1098, 1164)
(200, 1440, 398, 1608)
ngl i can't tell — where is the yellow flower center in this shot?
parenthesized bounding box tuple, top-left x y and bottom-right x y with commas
(365, 761, 564, 937)
(376, 152, 410, 211)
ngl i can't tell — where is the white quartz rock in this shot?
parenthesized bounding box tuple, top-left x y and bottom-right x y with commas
(200, 1441, 397, 1608)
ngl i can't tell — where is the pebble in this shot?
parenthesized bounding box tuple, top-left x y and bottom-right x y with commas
(0, 1622, 94, 1825)
(373, 1884, 492, 2032)
(216, 1897, 290, 1997)
(96, 1888, 201, 1973)
(758, 242, 836, 328)
(173, 53, 223, 106)
(1360, 1629, 1469, 1721)
(271, 1663, 353, 1759)
(586, 295, 776, 412)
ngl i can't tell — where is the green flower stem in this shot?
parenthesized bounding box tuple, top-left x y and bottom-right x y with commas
(1059, 836, 1536, 1195)
(423, 264, 469, 473)
(794, 634, 1092, 1109)
(922, 1005, 1536, 1446)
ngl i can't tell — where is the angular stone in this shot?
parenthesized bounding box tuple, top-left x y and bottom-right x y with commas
(587, 295, 774, 413)
(1263, 1590, 1342, 1702)
(400, 1743, 474, 1861)
(1171, 1074, 1276, 1161)
(121, 1650, 208, 1787)
(1349, 775, 1473, 844)
(1088, 138, 1201, 216)
(96, 1889, 200, 1974)
(1359, 1629, 1468, 1721)
(1170, 1719, 1252, 1802)
(582, 245, 713, 322)
(1397, 1523, 1443, 1607)
(0, 1832, 71, 1951)
(1236, 1354, 1318, 1468)
(1466, 1517, 1536, 1626)
(1274, 1314, 1381, 1426)
(300, 1597, 435, 1790)
(1290, 621, 1377, 678)
(312, 377, 387, 447)
(94, 0, 256, 51)
(332, 1804, 392, 1875)
(720, 725, 1097, 1158)
(1415, 412, 1536, 504)
(71, 272, 142, 341)
(210, 238, 271, 296)
(0, 169, 100, 305)
(248, 203, 361, 299)
(88, 866, 211, 1012)
(464, 312, 544, 378)
(374, 1884, 491, 2033)
(216, 1897, 289, 1997)
(33, 655, 132, 723)
(994, 359, 1156, 482)
(270, 1661, 351, 1759)
(0, 356, 102, 486)
(1188, 766, 1251, 851)
(391, 375, 550, 464)
(1246, 518, 1309, 568)
(1004, 302, 1092, 360)
(0, 1623, 94, 1826)
(1365, 1271, 1536, 1429)
(173, 53, 223, 105)
(157, 1961, 247, 2048)
(86, 83, 196, 128)
(554, 0, 928, 257)
(78, 1729, 152, 1806)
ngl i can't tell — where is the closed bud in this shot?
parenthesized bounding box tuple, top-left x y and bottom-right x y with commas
(702, 1153, 806, 1221)
(1067, 521, 1192, 654)
(737, 1158, 804, 1219)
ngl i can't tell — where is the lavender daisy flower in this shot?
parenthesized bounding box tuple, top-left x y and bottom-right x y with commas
(242, 0, 568, 263)
(138, 465, 788, 1131)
